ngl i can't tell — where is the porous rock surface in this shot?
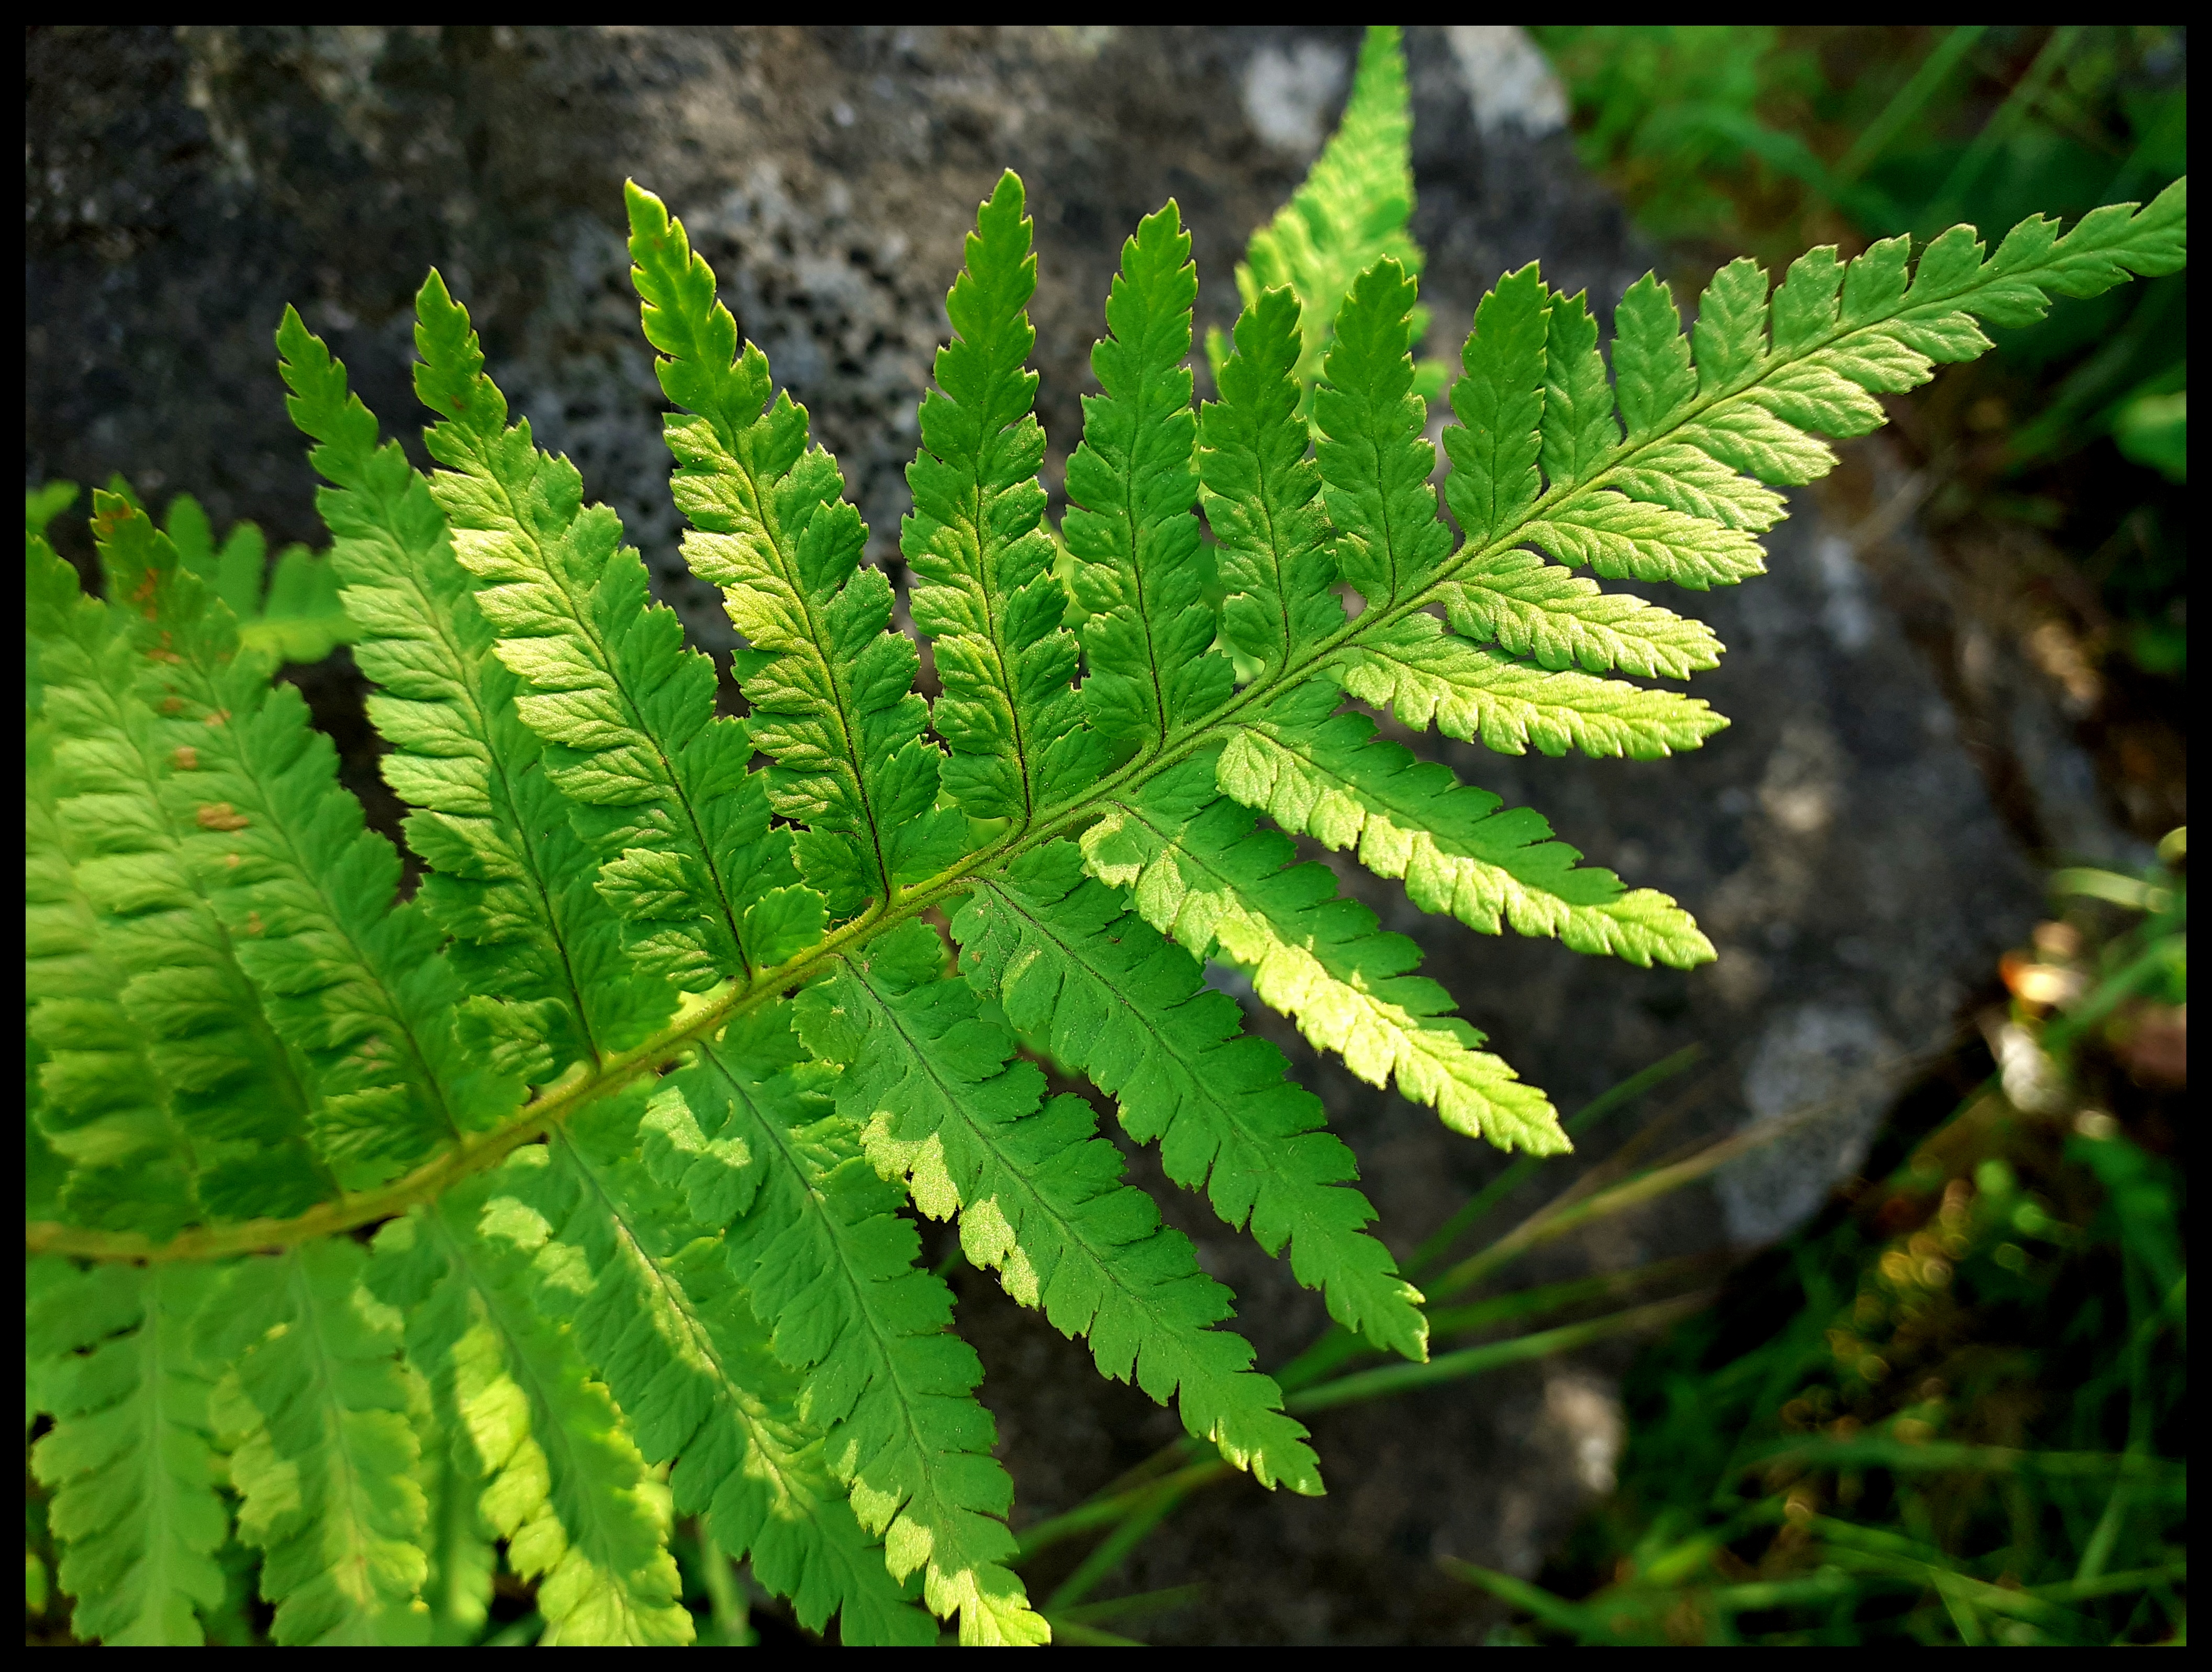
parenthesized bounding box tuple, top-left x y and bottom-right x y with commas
(26, 25, 2047, 1644)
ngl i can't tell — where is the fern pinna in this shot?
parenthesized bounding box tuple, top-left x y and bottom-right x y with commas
(24, 26, 2187, 1646)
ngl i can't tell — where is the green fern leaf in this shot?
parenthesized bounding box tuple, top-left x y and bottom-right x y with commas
(1332, 611, 1726, 759)
(1200, 285, 1343, 681)
(806, 917, 1325, 1492)
(1319, 258, 1456, 608)
(952, 840, 1429, 1359)
(25, 705, 204, 1236)
(1064, 200, 1234, 753)
(377, 1194, 696, 1646)
(1442, 263, 1550, 551)
(1219, 681, 1713, 968)
(277, 308, 675, 1080)
(1083, 758, 1567, 1154)
(904, 171, 1104, 828)
(627, 183, 965, 920)
(29, 532, 332, 1218)
(1437, 548, 1723, 679)
(90, 495, 516, 1188)
(664, 1012, 1046, 1644)
(411, 274, 798, 987)
(28, 1262, 228, 1644)
(485, 1095, 934, 1645)
(212, 1241, 432, 1644)
(160, 491, 355, 665)
(1536, 288, 1621, 492)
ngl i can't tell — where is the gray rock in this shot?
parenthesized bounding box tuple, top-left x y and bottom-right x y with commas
(26, 24, 2046, 1643)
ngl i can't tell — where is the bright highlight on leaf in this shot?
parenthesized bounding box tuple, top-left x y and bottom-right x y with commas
(21, 23, 2186, 1647)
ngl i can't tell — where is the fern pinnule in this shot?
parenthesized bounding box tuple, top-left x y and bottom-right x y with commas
(27, 1262, 229, 1645)
(212, 1242, 432, 1645)
(91, 496, 513, 1189)
(1443, 264, 1551, 553)
(478, 1096, 933, 1645)
(1200, 284, 1341, 682)
(661, 1013, 1045, 1644)
(1064, 200, 1233, 755)
(1218, 679, 1713, 969)
(382, 1199, 695, 1645)
(627, 181, 965, 924)
(1085, 759, 1567, 1155)
(1316, 257, 1455, 611)
(410, 275, 797, 991)
(903, 170, 1103, 828)
(277, 309, 676, 1087)
(27, 606, 212, 1238)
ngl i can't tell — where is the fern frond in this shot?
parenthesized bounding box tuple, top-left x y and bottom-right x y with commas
(29, 533, 331, 1218)
(28, 1262, 228, 1644)
(904, 171, 1103, 828)
(627, 183, 965, 922)
(277, 309, 674, 1083)
(411, 274, 796, 988)
(1064, 201, 1233, 754)
(1219, 681, 1714, 968)
(94, 477, 355, 665)
(952, 841, 1428, 1359)
(90, 495, 514, 1187)
(213, 1241, 432, 1644)
(674, 1011, 1047, 1645)
(1083, 759, 1567, 1154)
(804, 919, 1324, 1493)
(1200, 285, 1342, 681)
(486, 1096, 934, 1645)
(1227, 25, 1423, 397)
(158, 491, 355, 665)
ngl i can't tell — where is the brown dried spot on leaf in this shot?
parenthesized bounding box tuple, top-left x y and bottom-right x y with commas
(196, 803, 250, 831)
